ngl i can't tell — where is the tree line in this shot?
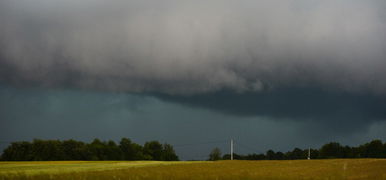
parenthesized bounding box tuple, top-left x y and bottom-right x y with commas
(0, 138, 179, 161)
(210, 139, 386, 160)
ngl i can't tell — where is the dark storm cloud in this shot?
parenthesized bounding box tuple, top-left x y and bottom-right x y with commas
(1, 0, 386, 160)
(152, 87, 386, 135)
(154, 88, 386, 121)
(0, 0, 386, 94)
(1, 84, 385, 159)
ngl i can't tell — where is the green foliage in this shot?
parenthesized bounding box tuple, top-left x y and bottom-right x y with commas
(2, 138, 385, 161)
(30, 139, 66, 160)
(161, 144, 179, 161)
(362, 140, 385, 158)
(0, 138, 179, 161)
(244, 153, 266, 160)
(209, 147, 222, 161)
(119, 138, 134, 160)
(266, 150, 275, 160)
(62, 140, 88, 160)
(144, 141, 163, 160)
(319, 142, 344, 159)
(1, 141, 33, 161)
(216, 140, 386, 160)
(289, 148, 306, 159)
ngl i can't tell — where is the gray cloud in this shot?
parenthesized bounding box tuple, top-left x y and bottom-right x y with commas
(1, 0, 386, 95)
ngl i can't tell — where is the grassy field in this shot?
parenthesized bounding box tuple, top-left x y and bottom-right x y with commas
(1, 159, 386, 180)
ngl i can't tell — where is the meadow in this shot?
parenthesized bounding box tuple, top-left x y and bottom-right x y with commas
(1, 159, 386, 180)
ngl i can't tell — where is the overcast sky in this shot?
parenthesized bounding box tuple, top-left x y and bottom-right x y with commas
(1, 0, 386, 160)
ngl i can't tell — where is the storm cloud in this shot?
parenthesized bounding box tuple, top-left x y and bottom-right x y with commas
(155, 88, 386, 120)
(1, 84, 386, 160)
(1, 0, 386, 95)
(1, 0, 386, 159)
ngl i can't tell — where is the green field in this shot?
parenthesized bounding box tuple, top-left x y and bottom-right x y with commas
(1, 159, 386, 180)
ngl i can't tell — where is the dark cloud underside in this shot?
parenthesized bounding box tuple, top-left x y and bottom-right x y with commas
(154, 88, 386, 121)
(1, 85, 386, 160)
(0, 0, 385, 94)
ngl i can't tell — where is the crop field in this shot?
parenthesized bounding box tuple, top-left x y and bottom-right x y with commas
(1, 159, 386, 180)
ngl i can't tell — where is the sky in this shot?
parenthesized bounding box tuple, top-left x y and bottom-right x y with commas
(0, 0, 386, 160)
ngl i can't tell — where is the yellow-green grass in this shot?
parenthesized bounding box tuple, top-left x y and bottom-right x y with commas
(1, 159, 386, 180)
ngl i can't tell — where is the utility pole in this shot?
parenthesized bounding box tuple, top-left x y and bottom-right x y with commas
(308, 147, 311, 160)
(231, 139, 234, 160)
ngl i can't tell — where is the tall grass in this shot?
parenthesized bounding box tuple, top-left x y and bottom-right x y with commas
(1, 159, 386, 180)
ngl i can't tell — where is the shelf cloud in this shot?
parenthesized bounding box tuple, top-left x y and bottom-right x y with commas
(1, 0, 385, 95)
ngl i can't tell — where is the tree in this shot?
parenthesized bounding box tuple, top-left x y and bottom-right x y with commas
(244, 153, 266, 160)
(209, 147, 222, 161)
(275, 151, 285, 160)
(119, 138, 151, 160)
(266, 150, 275, 160)
(293, 148, 306, 159)
(30, 139, 65, 160)
(319, 142, 343, 158)
(342, 146, 353, 158)
(132, 143, 151, 160)
(1, 141, 32, 161)
(363, 140, 384, 158)
(143, 141, 163, 160)
(62, 139, 87, 160)
(106, 140, 122, 160)
(351, 146, 363, 158)
(161, 143, 179, 161)
(88, 139, 108, 160)
(309, 148, 319, 159)
(119, 138, 134, 160)
(384, 142, 386, 157)
(0, 138, 178, 161)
